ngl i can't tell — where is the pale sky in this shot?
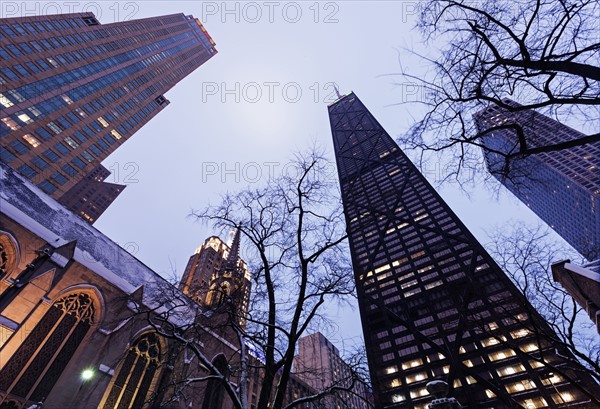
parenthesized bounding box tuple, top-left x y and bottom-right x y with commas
(8, 1, 571, 351)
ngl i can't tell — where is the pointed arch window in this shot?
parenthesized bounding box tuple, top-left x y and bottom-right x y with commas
(0, 233, 19, 279)
(101, 332, 162, 409)
(0, 292, 96, 404)
(202, 355, 229, 409)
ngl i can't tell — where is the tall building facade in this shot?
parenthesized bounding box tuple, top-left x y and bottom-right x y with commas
(58, 164, 126, 223)
(329, 92, 600, 408)
(0, 12, 217, 222)
(179, 230, 251, 327)
(473, 100, 600, 260)
(294, 332, 371, 409)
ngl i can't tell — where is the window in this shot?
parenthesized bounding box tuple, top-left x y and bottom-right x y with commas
(201, 355, 229, 409)
(43, 149, 60, 162)
(101, 332, 162, 409)
(51, 172, 68, 185)
(62, 164, 78, 177)
(72, 157, 86, 170)
(32, 156, 49, 170)
(35, 127, 53, 141)
(0, 292, 96, 401)
(54, 142, 69, 155)
(38, 180, 58, 194)
(22, 134, 41, 148)
(9, 140, 29, 154)
(17, 164, 37, 178)
(0, 233, 19, 279)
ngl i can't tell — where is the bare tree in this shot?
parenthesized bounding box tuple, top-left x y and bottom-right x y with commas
(128, 149, 372, 409)
(397, 0, 600, 185)
(487, 222, 600, 380)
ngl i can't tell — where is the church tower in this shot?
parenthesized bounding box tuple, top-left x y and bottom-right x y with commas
(179, 227, 251, 328)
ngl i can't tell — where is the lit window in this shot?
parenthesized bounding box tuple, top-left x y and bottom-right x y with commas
(64, 136, 79, 149)
(391, 394, 405, 403)
(506, 380, 535, 393)
(425, 280, 442, 289)
(510, 329, 529, 339)
(22, 134, 41, 147)
(521, 343, 539, 352)
(0, 292, 95, 402)
(47, 122, 62, 134)
(390, 378, 401, 388)
(0, 93, 13, 108)
(1, 117, 20, 131)
(414, 213, 429, 222)
(17, 113, 33, 124)
(7, 90, 25, 102)
(541, 373, 564, 385)
(97, 116, 109, 127)
(385, 365, 398, 375)
(110, 129, 122, 139)
(497, 364, 525, 376)
(404, 288, 421, 297)
(486, 322, 498, 331)
(28, 106, 42, 117)
(485, 390, 496, 398)
(75, 107, 87, 118)
(521, 397, 547, 408)
(46, 57, 59, 67)
(401, 358, 423, 370)
(409, 387, 428, 399)
(481, 337, 500, 347)
(101, 332, 163, 408)
(406, 372, 427, 384)
(552, 392, 574, 403)
(529, 360, 544, 368)
(61, 94, 73, 104)
(489, 349, 516, 362)
(375, 264, 390, 274)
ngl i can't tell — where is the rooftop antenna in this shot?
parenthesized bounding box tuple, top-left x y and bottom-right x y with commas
(334, 84, 342, 99)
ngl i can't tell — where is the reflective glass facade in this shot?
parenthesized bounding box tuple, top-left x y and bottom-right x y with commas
(474, 100, 600, 260)
(329, 93, 600, 409)
(0, 12, 216, 208)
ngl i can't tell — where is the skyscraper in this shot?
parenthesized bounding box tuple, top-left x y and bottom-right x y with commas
(0, 12, 217, 222)
(294, 332, 371, 409)
(329, 92, 600, 408)
(179, 229, 251, 327)
(57, 164, 126, 223)
(473, 100, 600, 260)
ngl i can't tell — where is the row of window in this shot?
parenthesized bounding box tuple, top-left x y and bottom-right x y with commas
(0, 17, 86, 39)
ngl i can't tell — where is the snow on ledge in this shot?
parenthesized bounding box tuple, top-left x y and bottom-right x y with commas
(564, 262, 600, 283)
(0, 163, 176, 308)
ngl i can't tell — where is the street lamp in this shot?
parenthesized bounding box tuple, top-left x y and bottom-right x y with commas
(81, 368, 95, 381)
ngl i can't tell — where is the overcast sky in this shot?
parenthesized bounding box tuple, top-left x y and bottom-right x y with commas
(9, 1, 572, 351)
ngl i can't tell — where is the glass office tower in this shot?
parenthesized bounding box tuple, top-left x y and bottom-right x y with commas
(0, 12, 216, 222)
(474, 100, 600, 261)
(329, 92, 600, 408)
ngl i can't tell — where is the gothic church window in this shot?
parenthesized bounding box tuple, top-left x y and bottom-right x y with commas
(0, 292, 96, 403)
(101, 332, 162, 409)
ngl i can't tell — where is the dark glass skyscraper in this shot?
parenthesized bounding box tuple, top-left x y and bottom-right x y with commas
(329, 92, 600, 409)
(0, 12, 216, 222)
(474, 100, 600, 260)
